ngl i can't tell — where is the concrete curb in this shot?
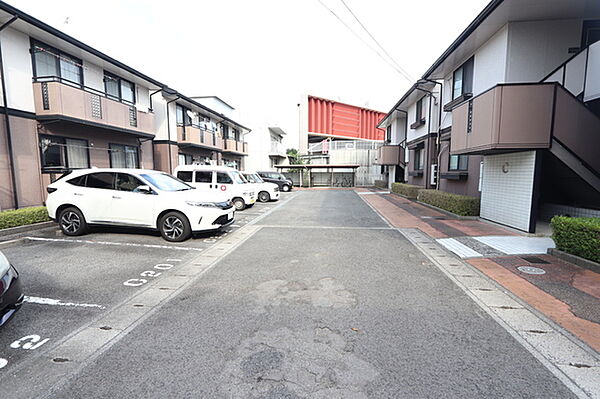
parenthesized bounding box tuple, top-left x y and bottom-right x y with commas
(0, 221, 55, 238)
(549, 248, 600, 274)
(0, 237, 26, 249)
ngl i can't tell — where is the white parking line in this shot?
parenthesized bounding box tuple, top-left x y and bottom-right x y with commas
(24, 296, 105, 309)
(25, 237, 203, 251)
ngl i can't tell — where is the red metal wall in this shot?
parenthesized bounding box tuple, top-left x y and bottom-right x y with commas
(307, 96, 385, 141)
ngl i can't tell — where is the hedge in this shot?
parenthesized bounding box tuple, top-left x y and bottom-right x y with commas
(0, 207, 50, 230)
(374, 180, 388, 189)
(417, 189, 480, 216)
(391, 183, 421, 199)
(551, 216, 600, 263)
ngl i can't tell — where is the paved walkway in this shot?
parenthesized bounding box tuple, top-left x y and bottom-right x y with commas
(361, 189, 600, 354)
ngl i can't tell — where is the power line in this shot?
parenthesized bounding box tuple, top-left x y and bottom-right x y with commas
(315, 0, 413, 82)
(339, 0, 413, 82)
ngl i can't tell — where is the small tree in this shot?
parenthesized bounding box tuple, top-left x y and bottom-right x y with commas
(286, 148, 304, 165)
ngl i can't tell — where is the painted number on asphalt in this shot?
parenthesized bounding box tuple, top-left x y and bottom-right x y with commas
(10, 335, 50, 350)
(0, 358, 7, 369)
(123, 263, 174, 286)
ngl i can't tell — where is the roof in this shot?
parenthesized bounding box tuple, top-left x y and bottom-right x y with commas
(190, 96, 235, 110)
(174, 94, 250, 132)
(268, 127, 287, 136)
(377, 81, 438, 129)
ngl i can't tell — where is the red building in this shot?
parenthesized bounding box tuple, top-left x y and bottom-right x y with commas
(300, 95, 386, 153)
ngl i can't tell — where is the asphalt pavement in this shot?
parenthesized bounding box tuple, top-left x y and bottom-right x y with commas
(1, 190, 575, 398)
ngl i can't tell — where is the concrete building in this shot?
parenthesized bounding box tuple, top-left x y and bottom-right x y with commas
(378, 0, 600, 232)
(245, 127, 288, 172)
(0, 1, 249, 210)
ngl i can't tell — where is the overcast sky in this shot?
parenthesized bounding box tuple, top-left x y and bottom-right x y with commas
(12, 0, 489, 147)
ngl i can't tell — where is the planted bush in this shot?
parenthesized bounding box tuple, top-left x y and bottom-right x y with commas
(391, 183, 421, 199)
(374, 180, 388, 189)
(0, 207, 50, 230)
(551, 216, 600, 263)
(417, 189, 480, 216)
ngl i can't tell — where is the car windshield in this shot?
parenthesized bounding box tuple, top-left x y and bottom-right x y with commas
(141, 173, 192, 191)
(231, 171, 247, 184)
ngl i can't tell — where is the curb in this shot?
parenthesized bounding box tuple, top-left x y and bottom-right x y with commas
(0, 238, 26, 249)
(0, 221, 55, 238)
(548, 248, 600, 274)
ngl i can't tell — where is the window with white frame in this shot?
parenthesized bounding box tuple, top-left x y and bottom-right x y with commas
(32, 40, 83, 86)
(104, 72, 136, 104)
(452, 57, 474, 100)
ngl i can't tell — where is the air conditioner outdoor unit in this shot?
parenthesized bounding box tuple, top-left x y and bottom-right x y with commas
(431, 164, 438, 186)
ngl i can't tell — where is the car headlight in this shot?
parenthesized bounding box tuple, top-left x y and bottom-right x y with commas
(185, 201, 218, 208)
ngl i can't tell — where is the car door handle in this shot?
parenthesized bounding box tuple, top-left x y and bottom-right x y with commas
(74, 193, 83, 196)
(112, 196, 121, 199)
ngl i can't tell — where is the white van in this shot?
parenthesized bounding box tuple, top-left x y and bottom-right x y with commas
(174, 165, 256, 211)
(241, 172, 280, 202)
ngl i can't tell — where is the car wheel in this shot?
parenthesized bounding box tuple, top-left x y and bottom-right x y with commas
(258, 191, 270, 202)
(232, 198, 246, 211)
(159, 212, 191, 242)
(58, 207, 88, 236)
(281, 184, 291, 192)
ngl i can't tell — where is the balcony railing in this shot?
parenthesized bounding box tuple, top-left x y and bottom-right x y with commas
(177, 125, 223, 150)
(33, 78, 154, 136)
(270, 142, 287, 157)
(375, 144, 405, 165)
(223, 138, 248, 155)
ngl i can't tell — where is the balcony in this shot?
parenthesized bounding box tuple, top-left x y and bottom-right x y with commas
(177, 126, 223, 150)
(223, 139, 248, 155)
(33, 80, 154, 137)
(269, 142, 287, 157)
(451, 83, 556, 155)
(375, 144, 405, 165)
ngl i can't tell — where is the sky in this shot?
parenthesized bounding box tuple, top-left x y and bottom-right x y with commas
(12, 0, 490, 148)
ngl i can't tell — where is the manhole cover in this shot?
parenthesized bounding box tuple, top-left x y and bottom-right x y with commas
(521, 256, 550, 264)
(517, 266, 546, 275)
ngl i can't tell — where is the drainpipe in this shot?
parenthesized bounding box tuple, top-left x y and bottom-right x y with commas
(149, 89, 162, 112)
(0, 15, 19, 209)
(418, 78, 443, 190)
(165, 96, 180, 174)
(415, 87, 434, 189)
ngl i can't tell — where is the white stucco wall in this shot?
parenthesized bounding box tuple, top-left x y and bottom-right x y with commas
(507, 19, 582, 83)
(473, 25, 509, 95)
(83, 61, 103, 92)
(1, 28, 35, 111)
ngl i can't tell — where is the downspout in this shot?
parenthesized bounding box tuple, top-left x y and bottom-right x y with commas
(415, 87, 433, 188)
(0, 15, 19, 209)
(149, 89, 162, 112)
(419, 78, 443, 190)
(165, 96, 180, 173)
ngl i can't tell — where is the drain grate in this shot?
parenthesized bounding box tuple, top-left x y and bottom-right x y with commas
(521, 256, 549, 264)
(517, 266, 546, 275)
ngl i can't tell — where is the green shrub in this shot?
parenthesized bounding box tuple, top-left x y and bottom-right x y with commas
(417, 189, 480, 216)
(0, 207, 50, 230)
(374, 180, 388, 189)
(391, 183, 421, 199)
(551, 216, 600, 263)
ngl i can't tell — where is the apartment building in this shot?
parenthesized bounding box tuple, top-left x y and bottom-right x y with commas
(0, 1, 248, 210)
(379, 0, 600, 233)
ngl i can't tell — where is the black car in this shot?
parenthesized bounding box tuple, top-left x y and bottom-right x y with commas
(257, 171, 293, 192)
(0, 251, 23, 327)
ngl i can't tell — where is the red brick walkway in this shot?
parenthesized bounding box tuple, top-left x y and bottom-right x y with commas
(358, 189, 600, 354)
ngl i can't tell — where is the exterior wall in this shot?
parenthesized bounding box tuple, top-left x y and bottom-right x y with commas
(473, 25, 509, 95)
(153, 142, 179, 174)
(438, 142, 482, 197)
(407, 136, 436, 188)
(480, 151, 537, 232)
(1, 28, 35, 111)
(307, 96, 385, 141)
(83, 61, 104, 92)
(507, 19, 582, 83)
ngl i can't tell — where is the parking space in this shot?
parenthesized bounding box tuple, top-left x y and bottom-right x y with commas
(0, 193, 295, 372)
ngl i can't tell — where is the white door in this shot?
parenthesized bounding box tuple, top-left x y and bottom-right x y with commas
(215, 171, 234, 196)
(193, 170, 215, 193)
(80, 172, 116, 223)
(110, 173, 156, 226)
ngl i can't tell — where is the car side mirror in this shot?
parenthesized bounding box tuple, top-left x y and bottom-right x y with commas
(138, 185, 153, 194)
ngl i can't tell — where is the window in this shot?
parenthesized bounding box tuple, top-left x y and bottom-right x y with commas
(141, 173, 192, 192)
(87, 172, 115, 189)
(39, 136, 89, 172)
(449, 154, 469, 171)
(110, 144, 139, 168)
(67, 175, 87, 187)
(178, 154, 193, 166)
(104, 72, 136, 104)
(415, 97, 426, 123)
(31, 40, 83, 86)
(176, 105, 192, 126)
(216, 172, 233, 184)
(452, 57, 474, 100)
(386, 126, 391, 142)
(221, 124, 230, 138)
(116, 173, 146, 192)
(233, 128, 240, 141)
(177, 171, 193, 182)
(195, 171, 213, 183)
(414, 148, 424, 170)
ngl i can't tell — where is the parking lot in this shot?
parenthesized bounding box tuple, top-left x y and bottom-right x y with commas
(0, 193, 296, 374)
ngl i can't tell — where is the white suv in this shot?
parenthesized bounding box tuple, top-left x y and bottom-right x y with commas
(241, 172, 280, 202)
(174, 165, 256, 211)
(45, 169, 235, 242)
